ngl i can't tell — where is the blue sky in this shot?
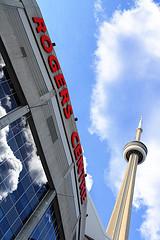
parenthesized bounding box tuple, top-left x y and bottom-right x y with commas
(37, 1, 160, 239)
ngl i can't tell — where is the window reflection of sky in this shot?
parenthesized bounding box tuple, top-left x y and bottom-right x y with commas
(29, 202, 60, 240)
(0, 65, 49, 239)
(0, 67, 20, 114)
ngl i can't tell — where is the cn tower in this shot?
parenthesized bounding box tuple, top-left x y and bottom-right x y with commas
(106, 118, 148, 240)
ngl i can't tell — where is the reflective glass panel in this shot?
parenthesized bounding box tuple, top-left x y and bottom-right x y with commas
(0, 55, 20, 114)
(0, 55, 49, 239)
(29, 201, 60, 240)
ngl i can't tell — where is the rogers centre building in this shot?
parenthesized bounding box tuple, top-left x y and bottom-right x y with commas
(0, 1, 110, 240)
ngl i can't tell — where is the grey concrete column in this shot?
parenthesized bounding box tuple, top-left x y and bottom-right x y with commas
(0, 105, 29, 130)
(0, 0, 23, 8)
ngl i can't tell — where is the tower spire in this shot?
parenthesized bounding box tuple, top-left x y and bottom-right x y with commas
(138, 115, 142, 129)
(136, 116, 143, 141)
(106, 119, 147, 240)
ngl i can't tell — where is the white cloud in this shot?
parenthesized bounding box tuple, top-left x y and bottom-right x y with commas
(83, 149, 93, 192)
(94, 0, 105, 24)
(94, 0, 103, 13)
(24, 125, 47, 186)
(6, 95, 12, 109)
(0, 54, 5, 67)
(91, 0, 160, 239)
(0, 106, 22, 200)
(0, 54, 5, 78)
(0, 68, 4, 79)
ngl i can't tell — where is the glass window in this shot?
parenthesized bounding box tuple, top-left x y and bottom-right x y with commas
(0, 114, 49, 239)
(3, 228, 13, 240)
(0, 207, 4, 218)
(10, 217, 22, 236)
(0, 67, 20, 114)
(29, 201, 61, 240)
(0, 218, 10, 234)
(0, 53, 21, 114)
(6, 207, 19, 225)
(0, 53, 49, 239)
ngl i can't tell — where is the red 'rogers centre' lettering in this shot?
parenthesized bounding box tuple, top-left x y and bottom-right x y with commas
(32, 17, 86, 204)
(71, 131, 87, 203)
(32, 17, 73, 120)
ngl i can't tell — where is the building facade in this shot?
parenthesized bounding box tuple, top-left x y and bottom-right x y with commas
(0, 1, 87, 239)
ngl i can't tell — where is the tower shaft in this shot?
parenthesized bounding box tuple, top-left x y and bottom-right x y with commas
(106, 153, 138, 240)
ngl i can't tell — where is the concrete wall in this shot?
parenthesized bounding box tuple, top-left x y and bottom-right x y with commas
(0, 0, 87, 239)
(85, 194, 110, 240)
